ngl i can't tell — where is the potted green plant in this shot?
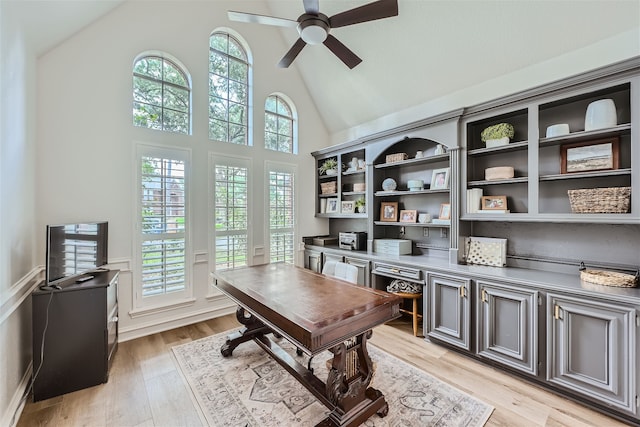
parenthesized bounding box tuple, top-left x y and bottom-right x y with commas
(480, 123, 514, 148)
(319, 158, 339, 175)
(355, 197, 366, 213)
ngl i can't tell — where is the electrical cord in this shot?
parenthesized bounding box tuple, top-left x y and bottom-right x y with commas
(9, 288, 55, 427)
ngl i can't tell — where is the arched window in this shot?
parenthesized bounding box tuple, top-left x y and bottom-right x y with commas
(265, 94, 296, 153)
(209, 31, 250, 145)
(133, 54, 191, 134)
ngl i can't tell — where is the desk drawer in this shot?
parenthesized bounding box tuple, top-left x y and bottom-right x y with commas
(373, 262, 422, 283)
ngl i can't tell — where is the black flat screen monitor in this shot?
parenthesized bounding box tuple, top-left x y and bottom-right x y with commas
(45, 222, 108, 285)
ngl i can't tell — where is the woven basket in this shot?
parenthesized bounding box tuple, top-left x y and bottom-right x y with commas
(320, 181, 336, 195)
(386, 153, 408, 163)
(580, 269, 638, 287)
(568, 187, 631, 213)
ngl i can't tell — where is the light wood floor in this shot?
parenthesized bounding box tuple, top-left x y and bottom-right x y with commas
(17, 314, 630, 427)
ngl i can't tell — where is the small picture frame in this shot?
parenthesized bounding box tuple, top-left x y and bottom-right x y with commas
(561, 137, 619, 174)
(341, 201, 355, 214)
(325, 198, 339, 213)
(430, 167, 450, 190)
(481, 195, 507, 210)
(380, 202, 398, 222)
(439, 203, 451, 220)
(399, 209, 417, 223)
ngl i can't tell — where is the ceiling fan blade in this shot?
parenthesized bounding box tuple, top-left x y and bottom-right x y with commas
(329, 0, 398, 28)
(228, 11, 298, 28)
(278, 38, 307, 68)
(323, 35, 362, 69)
(303, 0, 319, 14)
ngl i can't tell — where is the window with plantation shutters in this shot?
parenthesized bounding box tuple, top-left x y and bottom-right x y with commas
(268, 164, 295, 264)
(212, 157, 249, 270)
(136, 145, 191, 308)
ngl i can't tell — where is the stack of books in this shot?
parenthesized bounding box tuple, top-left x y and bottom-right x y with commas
(466, 188, 483, 213)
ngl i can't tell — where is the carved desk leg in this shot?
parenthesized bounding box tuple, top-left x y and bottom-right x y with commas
(221, 307, 271, 357)
(322, 330, 388, 426)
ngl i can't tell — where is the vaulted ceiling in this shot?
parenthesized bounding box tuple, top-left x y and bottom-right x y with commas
(7, 0, 640, 138)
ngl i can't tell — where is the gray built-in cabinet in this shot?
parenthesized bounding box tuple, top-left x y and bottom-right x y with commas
(307, 57, 640, 424)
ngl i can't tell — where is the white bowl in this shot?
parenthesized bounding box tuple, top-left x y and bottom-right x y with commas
(407, 180, 424, 191)
(585, 99, 617, 131)
(546, 123, 570, 138)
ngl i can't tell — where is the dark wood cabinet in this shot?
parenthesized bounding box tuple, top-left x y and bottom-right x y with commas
(32, 270, 119, 401)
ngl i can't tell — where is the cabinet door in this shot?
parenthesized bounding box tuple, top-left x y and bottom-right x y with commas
(344, 256, 370, 287)
(547, 293, 636, 414)
(477, 280, 538, 375)
(427, 272, 471, 351)
(304, 250, 322, 273)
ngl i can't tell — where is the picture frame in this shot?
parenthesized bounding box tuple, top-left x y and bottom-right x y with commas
(380, 202, 398, 222)
(341, 200, 355, 214)
(430, 167, 450, 190)
(399, 209, 417, 223)
(439, 203, 451, 220)
(481, 195, 507, 210)
(325, 198, 339, 213)
(561, 137, 619, 174)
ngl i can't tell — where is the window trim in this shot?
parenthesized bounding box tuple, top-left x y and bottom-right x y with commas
(209, 153, 253, 275)
(264, 161, 298, 265)
(208, 29, 253, 146)
(133, 142, 193, 312)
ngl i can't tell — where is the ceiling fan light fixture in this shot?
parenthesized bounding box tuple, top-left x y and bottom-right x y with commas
(298, 19, 329, 45)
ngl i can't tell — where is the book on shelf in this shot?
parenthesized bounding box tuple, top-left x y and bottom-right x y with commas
(466, 188, 483, 213)
(477, 209, 510, 214)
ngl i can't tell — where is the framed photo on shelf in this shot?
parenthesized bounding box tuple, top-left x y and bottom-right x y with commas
(341, 201, 355, 214)
(481, 195, 507, 210)
(399, 209, 417, 223)
(430, 167, 450, 190)
(560, 137, 619, 174)
(439, 203, 451, 220)
(380, 202, 398, 222)
(325, 198, 339, 213)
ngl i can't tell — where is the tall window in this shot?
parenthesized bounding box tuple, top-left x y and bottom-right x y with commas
(136, 145, 190, 309)
(268, 164, 295, 264)
(213, 157, 249, 270)
(209, 32, 250, 144)
(133, 54, 191, 134)
(265, 95, 296, 153)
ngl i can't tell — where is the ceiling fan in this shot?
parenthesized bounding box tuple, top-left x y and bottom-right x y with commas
(228, 0, 398, 69)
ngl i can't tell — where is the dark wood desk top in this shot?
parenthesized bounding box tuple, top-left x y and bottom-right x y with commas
(213, 263, 401, 354)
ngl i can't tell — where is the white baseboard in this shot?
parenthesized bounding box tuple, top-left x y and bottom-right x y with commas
(2, 365, 32, 427)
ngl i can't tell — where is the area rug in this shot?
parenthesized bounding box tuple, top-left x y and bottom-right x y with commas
(172, 329, 493, 426)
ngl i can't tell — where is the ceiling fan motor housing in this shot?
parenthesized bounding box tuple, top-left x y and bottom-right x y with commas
(298, 13, 330, 45)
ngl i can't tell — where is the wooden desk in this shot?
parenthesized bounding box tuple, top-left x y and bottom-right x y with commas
(213, 263, 401, 427)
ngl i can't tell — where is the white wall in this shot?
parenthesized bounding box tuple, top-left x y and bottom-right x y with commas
(34, 0, 330, 341)
(0, 2, 40, 425)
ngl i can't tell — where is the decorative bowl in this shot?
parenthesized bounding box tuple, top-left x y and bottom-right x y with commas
(485, 166, 514, 181)
(382, 178, 397, 191)
(585, 99, 617, 131)
(546, 123, 569, 137)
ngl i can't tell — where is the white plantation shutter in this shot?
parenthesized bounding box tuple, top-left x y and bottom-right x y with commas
(268, 163, 295, 264)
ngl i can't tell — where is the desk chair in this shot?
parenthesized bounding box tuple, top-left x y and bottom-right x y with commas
(321, 261, 359, 284)
(386, 280, 423, 337)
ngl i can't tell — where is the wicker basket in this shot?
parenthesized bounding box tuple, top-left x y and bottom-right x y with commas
(386, 153, 408, 163)
(568, 187, 631, 213)
(320, 181, 337, 195)
(580, 269, 638, 288)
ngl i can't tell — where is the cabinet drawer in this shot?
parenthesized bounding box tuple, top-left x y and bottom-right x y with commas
(373, 262, 422, 282)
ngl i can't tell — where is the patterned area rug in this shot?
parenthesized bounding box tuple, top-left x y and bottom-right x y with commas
(172, 329, 493, 426)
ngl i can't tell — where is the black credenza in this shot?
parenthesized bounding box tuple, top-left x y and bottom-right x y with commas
(32, 270, 119, 401)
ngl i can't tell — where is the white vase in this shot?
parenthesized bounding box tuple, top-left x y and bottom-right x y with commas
(485, 137, 510, 148)
(585, 99, 617, 131)
(325, 168, 338, 176)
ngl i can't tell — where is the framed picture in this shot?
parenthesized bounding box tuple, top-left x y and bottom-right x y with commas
(341, 201, 355, 214)
(430, 167, 450, 190)
(399, 209, 417, 223)
(439, 203, 451, 220)
(326, 198, 339, 213)
(481, 195, 507, 210)
(380, 202, 398, 222)
(561, 137, 619, 174)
